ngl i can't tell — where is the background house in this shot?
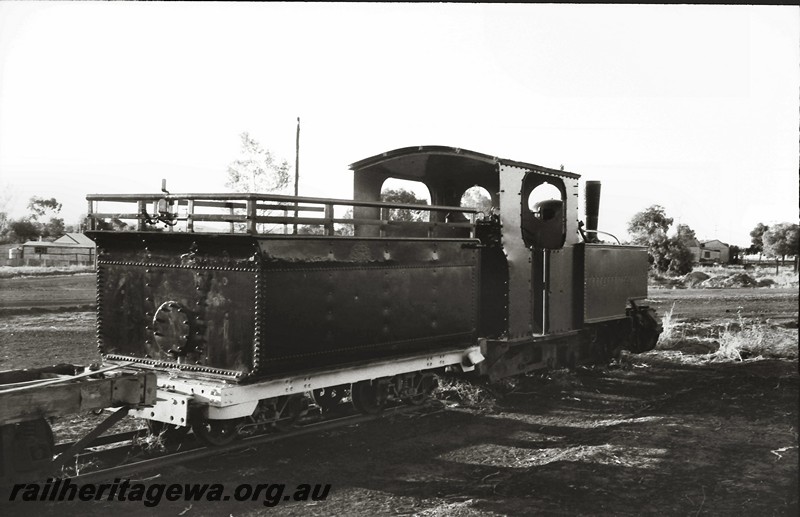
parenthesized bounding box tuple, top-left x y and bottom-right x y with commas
(21, 233, 96, 266)
(688, 239, 730, 264)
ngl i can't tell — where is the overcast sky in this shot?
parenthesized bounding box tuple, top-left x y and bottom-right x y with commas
(1, 3, 797, 246)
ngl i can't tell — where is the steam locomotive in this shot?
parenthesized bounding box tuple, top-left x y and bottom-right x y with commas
(75, 145, 660, 445)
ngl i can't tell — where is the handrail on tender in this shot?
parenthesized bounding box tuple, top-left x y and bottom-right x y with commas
(86, 192, 483, 239)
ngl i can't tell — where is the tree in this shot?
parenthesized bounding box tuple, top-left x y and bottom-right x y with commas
(27, 197, 62, 220)
(225, 132, 291, 194)
(675, 224, 697, 246)
(460, 186, 493, 215)
(296, 225, 325, 236)
(627, 205, 673, 245)
(763, 223, 800, 273)
(0, 186, 12, 239)
(0, 211, 8, 242)
(6, 219, 40, 243)
(380, 188, 429, 222)
(22, 196, 66, 240)
(42, 218, 66, 240)
(728, 245, 742, 265)
(664, 237, 694, 275)
(627, 205, 692, 275)
(749, 223, 769, 263)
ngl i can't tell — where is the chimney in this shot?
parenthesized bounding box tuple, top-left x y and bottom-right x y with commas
(584, 181, 601, 243)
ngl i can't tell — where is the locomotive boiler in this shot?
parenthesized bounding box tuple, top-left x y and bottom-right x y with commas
(83, 145, 661, 445)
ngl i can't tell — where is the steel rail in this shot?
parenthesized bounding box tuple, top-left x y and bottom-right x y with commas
(53, 429, 146, 455)
(65, 403, 434, 484)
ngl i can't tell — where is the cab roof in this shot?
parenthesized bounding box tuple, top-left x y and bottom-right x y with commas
(349, 145, 580, 181)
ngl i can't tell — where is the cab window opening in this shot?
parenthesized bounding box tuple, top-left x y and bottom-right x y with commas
(459, 185, 493, 219)
(527, 182, 562, 212)
(521, 176, 566, 249)
(379, 179, 431, 222)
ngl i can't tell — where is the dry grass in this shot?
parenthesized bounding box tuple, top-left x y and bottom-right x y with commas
(133, 430, 170, 453)
(655, 301, 797, 362)
(0, 265, 94, 279)
(746, 265, 800, 288)
(657, 321, 797, 363)
(650, 264, 798, 290)
(656, 303, 678, 348)
(655, 303, 721, 355)
(713, 313, 798, 361)
(434, 376, 515, 409)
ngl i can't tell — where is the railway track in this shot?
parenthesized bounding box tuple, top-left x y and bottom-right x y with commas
(45, 363, 719, 486)
(48, 402, 435, 484)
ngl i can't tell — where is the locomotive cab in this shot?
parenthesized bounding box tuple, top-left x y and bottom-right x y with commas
(351, 146, 585, 339)
(351, 146, 659, 379)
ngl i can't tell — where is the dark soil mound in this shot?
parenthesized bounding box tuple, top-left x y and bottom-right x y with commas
(683, 271, 710, 287)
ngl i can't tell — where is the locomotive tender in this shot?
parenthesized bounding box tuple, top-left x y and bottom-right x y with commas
(84, 145, 661, 445)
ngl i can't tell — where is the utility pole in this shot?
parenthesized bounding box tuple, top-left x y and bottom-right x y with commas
(295, 117, 300, 198)
(293, 117, 300, 234)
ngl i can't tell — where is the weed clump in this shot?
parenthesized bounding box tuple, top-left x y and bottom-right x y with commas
(434, 376, 517, 409)
(656, 303, 678, 348)
(655, 304, 797, 362)
(714, 313, 798, 361)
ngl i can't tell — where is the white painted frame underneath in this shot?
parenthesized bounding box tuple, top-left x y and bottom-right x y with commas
(129, 346, 484, 425)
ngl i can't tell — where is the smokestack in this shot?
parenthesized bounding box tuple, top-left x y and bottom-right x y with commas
(584, 180, 601, 242)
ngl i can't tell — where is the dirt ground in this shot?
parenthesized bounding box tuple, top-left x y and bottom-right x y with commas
(0, 277, 797, 516)
(0, 273, 95, 312)
(646, 287, 798, 324)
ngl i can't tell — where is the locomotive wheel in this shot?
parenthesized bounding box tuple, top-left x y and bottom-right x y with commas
(274, 395, 307, 429)
(403, 373, 437, 406)
(312, 385, 348, 412)
(351, 380, 387, 415)
(192, 418, 240, 446)
(146, 420, 191, 444)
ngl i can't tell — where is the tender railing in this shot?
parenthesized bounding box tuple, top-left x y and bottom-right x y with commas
(86, 193, 481, 239)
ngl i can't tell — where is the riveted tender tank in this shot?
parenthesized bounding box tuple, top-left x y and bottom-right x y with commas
(89, 229, 479, 383)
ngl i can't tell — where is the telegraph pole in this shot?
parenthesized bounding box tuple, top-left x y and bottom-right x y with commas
(293, 117, 300, 234)
(295, 117, 300, 198)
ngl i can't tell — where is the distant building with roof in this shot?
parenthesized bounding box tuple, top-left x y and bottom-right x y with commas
(687, 238, 730, 264)
(21, 233, 96, 266)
